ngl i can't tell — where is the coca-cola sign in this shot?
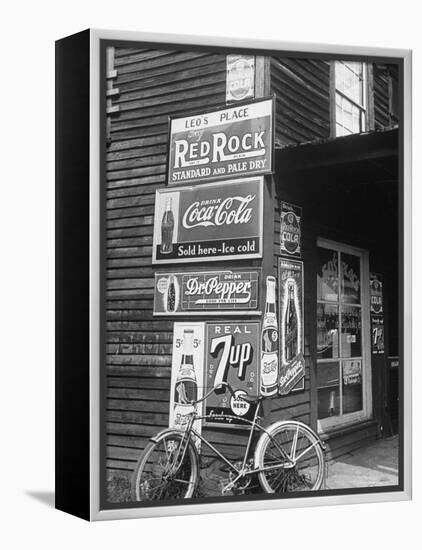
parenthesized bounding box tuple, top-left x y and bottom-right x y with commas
(204, 322, 260, 427)
(154, 269, 261, 316)
(152, 177, 263, 264)
(278, 258, 305, 394)
(167, 97, 273, 185)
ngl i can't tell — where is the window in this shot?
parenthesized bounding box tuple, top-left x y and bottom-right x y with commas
(316, 240, 372, 432)
(334, 61, 367, 136)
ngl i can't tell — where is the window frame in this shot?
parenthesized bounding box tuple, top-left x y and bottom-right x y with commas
(316, 238, 373, 434)
(330, 61, 373, 137)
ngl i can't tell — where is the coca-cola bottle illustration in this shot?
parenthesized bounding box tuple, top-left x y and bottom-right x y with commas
(173, 329, 197, 427)
(260, 276, 279, 396)
(160, 197, 174, 254)
(282, 279, 300, 364)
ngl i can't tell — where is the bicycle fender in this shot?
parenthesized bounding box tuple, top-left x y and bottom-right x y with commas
(149, 427, 185, 443)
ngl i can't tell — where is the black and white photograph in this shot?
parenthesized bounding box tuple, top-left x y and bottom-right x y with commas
(3, 0, 421, 546)
(98, 39, 405, 510)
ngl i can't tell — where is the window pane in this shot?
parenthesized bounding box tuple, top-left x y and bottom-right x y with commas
(342, 99, 353, 132)
(341, 252, 361, 304)
(342, 359, 363, 414)
(317, 303, 339, 359)
(335, 61, 344, 92)
(345, 62, 362, 77)
(317, 247, 339, 301)
(336, 123, 344, 137)
(341, 305, 362, 358)
(335, 62, 366, 136)
(336, 99, 343, 127)
(352, 104, 360, 133)
(317, 361, 340, 419)
(343, 66, 355, 99)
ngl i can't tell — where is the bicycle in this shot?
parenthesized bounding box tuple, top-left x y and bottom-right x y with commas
(131, 382, 326, 501)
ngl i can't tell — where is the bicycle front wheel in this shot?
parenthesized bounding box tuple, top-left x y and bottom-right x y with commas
(256, 422, 325, 493)
(131, 431, 199, 501)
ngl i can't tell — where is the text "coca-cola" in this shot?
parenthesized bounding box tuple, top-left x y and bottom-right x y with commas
(182, 195, 255, 229)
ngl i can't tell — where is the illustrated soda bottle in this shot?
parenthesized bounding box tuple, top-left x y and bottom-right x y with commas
(283, 280, 299, 364)
(165, 275, 177, 313)
(160, 197, 174, 254)
(260, 276, 279, 396)
(173, 329, 197, 427)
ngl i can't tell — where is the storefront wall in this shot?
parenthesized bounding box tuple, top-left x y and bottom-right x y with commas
(105, 46, 398, 480)
(275, 161, 398, 459)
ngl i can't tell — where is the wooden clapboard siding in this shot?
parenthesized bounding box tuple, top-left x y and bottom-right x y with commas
(270, 57, 331, 146)
(105, 48, 393, 480)
(373, 64, 398, 130)
(106, 47, 228, 474)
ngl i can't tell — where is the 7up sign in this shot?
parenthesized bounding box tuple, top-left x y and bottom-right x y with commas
(204, 322, 260, 427)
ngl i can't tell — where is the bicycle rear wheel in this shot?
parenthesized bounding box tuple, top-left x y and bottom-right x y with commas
(256, 422, 325, 493)
(131, 431, 199, 501)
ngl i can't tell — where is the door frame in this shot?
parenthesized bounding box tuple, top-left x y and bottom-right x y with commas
(316, 238, 373, 434)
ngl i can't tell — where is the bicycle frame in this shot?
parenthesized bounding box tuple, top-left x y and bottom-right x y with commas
(173, 401, 295, 484)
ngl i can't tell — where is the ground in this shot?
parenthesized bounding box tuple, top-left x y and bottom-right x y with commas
(324, 435, 399, 489)
(107, 435, 399, 502)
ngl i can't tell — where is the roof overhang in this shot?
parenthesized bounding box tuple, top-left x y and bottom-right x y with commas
(275, 127, 398, 185)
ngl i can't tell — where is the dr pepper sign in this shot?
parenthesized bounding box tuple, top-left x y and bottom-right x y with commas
(167, 97, 274, 185)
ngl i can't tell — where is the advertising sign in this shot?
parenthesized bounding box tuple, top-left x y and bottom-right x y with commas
(169, 322, 205, 441)
(260, 276, 279, 396)
(167, 98, 273, 185)
(343, 359, 362, 386)
(370, 273, 384, 315)
(278, 259, 305, 394)
(370, 273, 385, 354)
(154, 269, 260, 316)
(280, 202, 302, 258)
(152, 177, 263, 264)
(204, 322, 260, 427)
(226, 55, 255, 103)
(371, 315, 385, 354)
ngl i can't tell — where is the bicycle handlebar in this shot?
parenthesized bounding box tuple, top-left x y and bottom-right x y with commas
(189, 381, 262, 406)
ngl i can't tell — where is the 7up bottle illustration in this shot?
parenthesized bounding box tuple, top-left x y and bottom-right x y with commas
(260, 276, 279, 396)
(173, 329, 197, 427)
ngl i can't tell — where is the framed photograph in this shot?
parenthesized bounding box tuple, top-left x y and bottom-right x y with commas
(55, 29, 412, 521)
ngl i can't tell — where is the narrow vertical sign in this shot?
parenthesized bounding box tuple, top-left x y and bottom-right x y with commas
(280, 202, 302, 258)
(226, 55, 255, 103)
(170, 322, 205, 441)
(260, 276, 279, 396)
(278, 259, 305, 394)
(370, 273, 385, 354)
